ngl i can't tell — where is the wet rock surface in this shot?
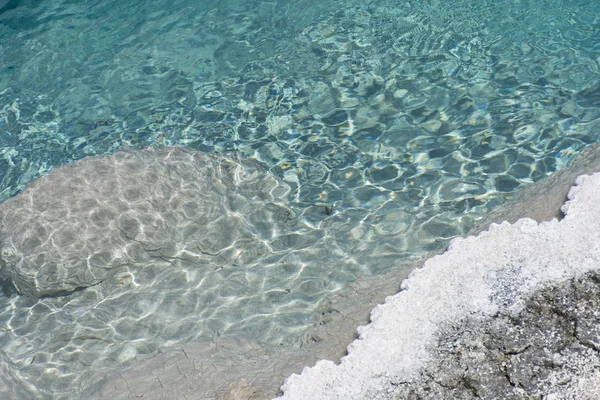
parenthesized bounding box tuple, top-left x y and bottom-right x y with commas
(387, 271, 600, 399)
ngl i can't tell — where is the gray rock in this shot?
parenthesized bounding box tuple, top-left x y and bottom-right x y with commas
(388, 271, 600, 399)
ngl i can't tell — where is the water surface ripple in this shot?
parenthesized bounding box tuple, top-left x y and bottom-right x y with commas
(0, 0, 599, 397)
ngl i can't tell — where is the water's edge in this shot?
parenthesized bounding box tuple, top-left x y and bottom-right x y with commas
(278, 160, 600, 399)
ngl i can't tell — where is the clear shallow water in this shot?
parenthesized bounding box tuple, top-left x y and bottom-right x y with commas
(0, 0, 599, 397)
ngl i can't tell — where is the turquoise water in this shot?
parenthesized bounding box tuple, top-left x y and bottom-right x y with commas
(0, 0, 599, 397)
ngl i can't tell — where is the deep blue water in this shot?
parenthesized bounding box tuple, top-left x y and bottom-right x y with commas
(0, 0, 599, 397)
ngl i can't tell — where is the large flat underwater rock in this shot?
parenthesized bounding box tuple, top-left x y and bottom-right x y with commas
(0, 146, 292, 298)
(278, 172, 600, 399)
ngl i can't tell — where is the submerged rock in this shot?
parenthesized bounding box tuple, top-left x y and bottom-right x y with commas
(0, 146, 293, 298)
